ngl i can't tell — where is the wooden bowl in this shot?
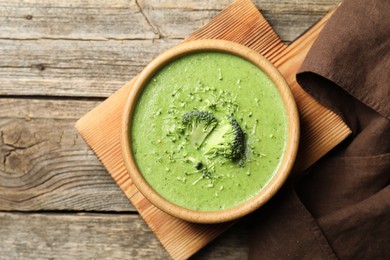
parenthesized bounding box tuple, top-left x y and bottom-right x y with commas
(121, 39, 299, 223)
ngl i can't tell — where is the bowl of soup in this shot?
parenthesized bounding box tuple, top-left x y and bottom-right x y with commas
(121, 39, 299, 223)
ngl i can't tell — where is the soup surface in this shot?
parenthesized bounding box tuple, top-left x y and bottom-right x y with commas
(131, 52, 287, 211)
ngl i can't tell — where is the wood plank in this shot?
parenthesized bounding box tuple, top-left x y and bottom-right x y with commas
(0, 98, 133, 212)
(0, 0, 158, 40)
(0, 0, 341, 98)
(0, 212, 249, 259)
(0, 0, 346, 214)
(139, 0, 341, 42)
(0, 0, 345, 259)
(0, 0, 341, 41)
(0, 39, 179, 97)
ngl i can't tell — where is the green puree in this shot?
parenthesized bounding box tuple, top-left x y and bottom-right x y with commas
(131, 52, 287, 211)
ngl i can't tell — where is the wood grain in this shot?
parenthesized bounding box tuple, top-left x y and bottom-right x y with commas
(0, 0, 341, 97)
(0, 0, 340, 41)
(0, 39, 179, 97)
(139, 0, 341, 41)
(0, 0, 157, 40)
(0, 212, 249, 259)
(0, 98, 132, 212)
(0, 1, 344, 213)
(0, 0, 345, 259)
(76, 0, 350, 258)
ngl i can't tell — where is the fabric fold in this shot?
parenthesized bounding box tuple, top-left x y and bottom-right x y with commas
(296, 0, 390, 121)
(249, 0, 390, 258)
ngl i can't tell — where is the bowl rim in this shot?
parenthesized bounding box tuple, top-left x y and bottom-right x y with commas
(121, 39, 299, 224)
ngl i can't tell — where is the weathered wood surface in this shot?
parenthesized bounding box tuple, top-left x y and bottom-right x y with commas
(0, 98, 133, 212)
(0, 0, 342, 259)
(0, 212, 249, 259)
(0, 0, 341, 97)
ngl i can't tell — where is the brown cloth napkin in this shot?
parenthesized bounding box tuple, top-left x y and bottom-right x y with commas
(248, 0, 390, 259)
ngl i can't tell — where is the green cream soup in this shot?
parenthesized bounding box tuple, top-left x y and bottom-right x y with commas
(131, 52, 287, 211)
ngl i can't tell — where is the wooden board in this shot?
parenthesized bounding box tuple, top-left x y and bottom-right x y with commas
(0, 212, 249, 259)
(0, 98, 134, 212)
(75, 0, 351, 259)
(0, 0, 340, 98)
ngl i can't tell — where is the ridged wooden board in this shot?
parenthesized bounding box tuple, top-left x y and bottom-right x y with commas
(75, 0, 351, 259)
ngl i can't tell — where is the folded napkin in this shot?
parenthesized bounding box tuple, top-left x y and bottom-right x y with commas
(249, 0, 389, 259)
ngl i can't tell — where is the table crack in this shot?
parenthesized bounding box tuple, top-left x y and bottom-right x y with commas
(134, 0, 163, 39)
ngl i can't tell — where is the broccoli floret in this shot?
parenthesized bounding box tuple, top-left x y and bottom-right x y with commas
(204, 116, 245, 160)
(182, 110, 218, 148)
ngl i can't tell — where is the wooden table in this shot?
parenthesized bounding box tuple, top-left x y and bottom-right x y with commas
(0, 0, 341, 259)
